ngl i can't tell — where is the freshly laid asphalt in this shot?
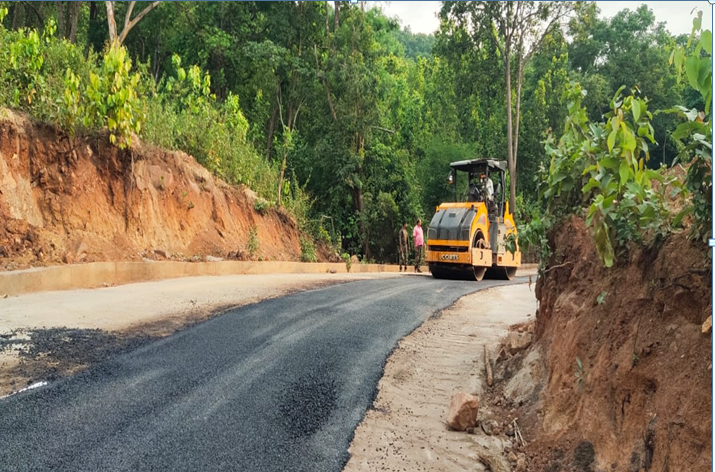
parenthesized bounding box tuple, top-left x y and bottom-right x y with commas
(0, 275, 522, 472)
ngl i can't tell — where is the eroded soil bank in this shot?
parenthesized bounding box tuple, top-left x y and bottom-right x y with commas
(0, 108, 333, 272)
(514, 217, 712, 471)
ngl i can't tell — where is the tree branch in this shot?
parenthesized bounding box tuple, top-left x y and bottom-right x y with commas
(123, 1, 136, 33)
(370, 126, 396, 134)
(117, 1, 160, 45)
(22, 1, 44, 26)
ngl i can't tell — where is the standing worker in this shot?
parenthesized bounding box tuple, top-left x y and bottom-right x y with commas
(398, 222, 409, 272)
(413, 218, 424, 273)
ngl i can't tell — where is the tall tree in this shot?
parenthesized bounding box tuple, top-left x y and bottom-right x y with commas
(441, 1, 575, 212)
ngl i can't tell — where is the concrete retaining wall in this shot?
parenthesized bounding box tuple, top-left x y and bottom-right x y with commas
(0, 261, 538, 296)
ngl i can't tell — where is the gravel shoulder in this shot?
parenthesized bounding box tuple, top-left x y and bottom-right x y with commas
(343, 283, 536, 472)
(0, 272, 402, 396)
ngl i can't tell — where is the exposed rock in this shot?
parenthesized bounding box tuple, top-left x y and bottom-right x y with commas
(506, 332, 533, 355)
(503, 439, 513, 452)
(350, 255, 360, 265)
(504, 348, 545, 404)
(702, 316, 712, 335)
(329, 268, 337, 274)
(446, 392, 479, 431)
(508, 451, 518, 463)
(491, 420, 502, 436)
(515, 453, 527, 472)
(475, 444, 511, 472)
(204, 255, 223, 262)
(153, 249, 171, 259)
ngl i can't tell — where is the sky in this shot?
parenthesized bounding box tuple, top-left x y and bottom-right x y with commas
(378, 1, 714, 37)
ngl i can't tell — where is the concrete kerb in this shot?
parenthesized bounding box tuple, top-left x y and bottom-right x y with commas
(0, 261, 539, 296)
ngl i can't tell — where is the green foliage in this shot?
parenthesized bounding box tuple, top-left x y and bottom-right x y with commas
(6, 25, 44, 107)
(254, 198, 269, 215)
(300, 237, 317, 263)
(342, 252, 352, 273)
(83, 46, 145, 149)
(247, 225, 259, 259)
(666, 13, 712, 243)
(0, 2, 707, 265)
(504, 233, 518, 256)
(575, 357, 584, 391)
(143, 54, 280, 202)
(539, 82, 673, 267)
(518, 208, 552, 271)
(596, 291, 608, 305)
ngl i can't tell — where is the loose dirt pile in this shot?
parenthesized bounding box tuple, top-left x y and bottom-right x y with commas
(502, 216, 712, 471)
(0, 108, 330, 271)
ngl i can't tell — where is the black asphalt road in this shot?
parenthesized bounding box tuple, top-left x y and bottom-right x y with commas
(0, 275, 523, 472)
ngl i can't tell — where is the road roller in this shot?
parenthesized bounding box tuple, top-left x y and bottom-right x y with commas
(425, 159, 521, 281)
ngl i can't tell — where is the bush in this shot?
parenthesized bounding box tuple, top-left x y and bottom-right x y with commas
(0, 16, 313, 240)
(300, 237, 317, 262)
(666, 14, 713, 244)
(247, 225, 259, 259)
(342, 252, 352, 273)
(535, 82, 675, 267)
(254, 198, 269, 215)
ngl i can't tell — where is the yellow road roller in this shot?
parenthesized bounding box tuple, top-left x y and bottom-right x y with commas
(425, 159, 521, 281)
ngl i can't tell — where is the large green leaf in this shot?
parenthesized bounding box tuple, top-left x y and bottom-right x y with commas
(632, 100, 641, 123)
(673, 206, 692, 227)
(701, 30, 713, 55)
(621, 128, 637, 152)
(583, 178, 600, 194)
(685, 56, 700, 90)
(607, 130, 617, 152)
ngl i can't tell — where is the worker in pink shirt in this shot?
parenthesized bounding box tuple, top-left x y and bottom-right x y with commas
(413, 218, 424, 273)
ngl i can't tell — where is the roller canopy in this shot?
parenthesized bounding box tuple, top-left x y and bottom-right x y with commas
(449, 159, 507, 173)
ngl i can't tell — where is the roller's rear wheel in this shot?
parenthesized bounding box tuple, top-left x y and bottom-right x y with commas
(485, 266, 517, 280)
(473, 266, 486, 281)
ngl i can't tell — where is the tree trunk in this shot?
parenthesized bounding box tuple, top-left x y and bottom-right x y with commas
(55, 1, 66, 38)
(325, 1, 330, 34)
(504, 45, 516, 214)
(106, 1, 118, 44)
(90, 1, 98, 21)
(511, 55, 524, 217)
(11, 2, 23, 30)
(277, 154, 287, 207)
(68, 1, 80, 43)
(333, 1, 339, 31)
(266, 103, 278, 160)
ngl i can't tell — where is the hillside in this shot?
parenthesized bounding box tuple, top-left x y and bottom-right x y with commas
(503, 216, 711, 471)
(0, 109, 318, 271)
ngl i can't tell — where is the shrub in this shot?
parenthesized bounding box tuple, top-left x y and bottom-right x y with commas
(300, 237, 317, 263)
(254, 198, 269, 215)
(342, 252, 352, 273)
(534, 82, 675, 267)
(247, 225, 260, 259)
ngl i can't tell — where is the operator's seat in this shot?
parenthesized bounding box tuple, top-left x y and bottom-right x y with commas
(468, 183, 481, 202)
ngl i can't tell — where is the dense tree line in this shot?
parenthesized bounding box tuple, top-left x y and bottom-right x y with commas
(0, 1, 704, 261)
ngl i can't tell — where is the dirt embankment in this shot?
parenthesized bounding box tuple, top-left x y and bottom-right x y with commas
(514, 216, 712, 471)
(0, 108, 326, 271)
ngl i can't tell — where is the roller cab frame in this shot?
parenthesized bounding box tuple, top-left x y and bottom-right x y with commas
(425, 159, 521, 281)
